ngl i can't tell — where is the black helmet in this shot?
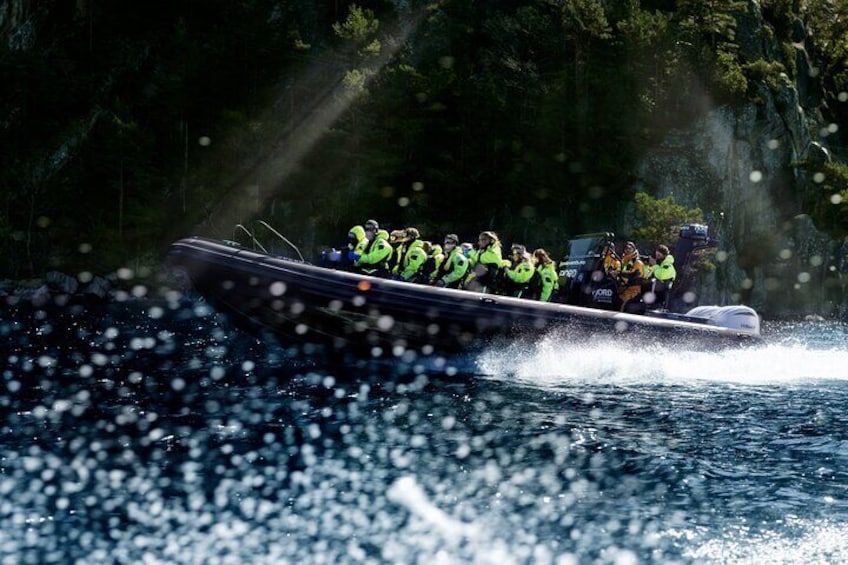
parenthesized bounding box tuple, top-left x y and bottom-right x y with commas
(364, 219, 379, 231)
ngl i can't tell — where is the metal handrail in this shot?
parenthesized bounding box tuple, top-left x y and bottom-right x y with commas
(233, 224, 268, 254)
(254, 220, 305, 261)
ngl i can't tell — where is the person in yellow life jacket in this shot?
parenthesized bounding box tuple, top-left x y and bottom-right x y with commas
(431, 233, 469, 288)
(397, 238, 430, 282)
(602, 242, 621, 276)
(465, 231, 503, 293)
(352, 219, 393, 276)
(646, 244, 676, 307)
(500, 244, 535, 297)
(390, 227, 421, 277)
(387, 229, 406, 272)
(533, 248, 559, 302)
(422, 242, 443, 280)
(617, 241, 647, 312)
(336, 224, 368, 270)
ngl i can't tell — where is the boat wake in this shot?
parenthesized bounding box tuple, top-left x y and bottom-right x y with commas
(474, 323, 848, 387)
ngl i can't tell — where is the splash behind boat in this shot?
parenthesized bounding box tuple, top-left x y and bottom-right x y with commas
(166, 223, 760, 353)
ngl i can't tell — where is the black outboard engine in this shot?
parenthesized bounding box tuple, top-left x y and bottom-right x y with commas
(667, 223, 717, 313)
(557, 232, 619, 309)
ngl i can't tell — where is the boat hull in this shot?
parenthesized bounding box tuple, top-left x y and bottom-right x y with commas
(167, 237, 760, 352)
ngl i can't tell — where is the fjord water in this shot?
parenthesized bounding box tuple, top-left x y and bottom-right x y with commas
(2, 296, 848, 564)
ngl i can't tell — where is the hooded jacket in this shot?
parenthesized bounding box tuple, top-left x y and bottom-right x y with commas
(650, 253, 676, 283)
(355, 229, 392, 273)
(398, 239, 429, 281)
(348, 225, 368, 255)
(502, 252, 535, 293)
(464, 239, 503, 290)
(536, 261, 559, 302)
(619, 249, 647, 287)
(433, 246, 470, 287)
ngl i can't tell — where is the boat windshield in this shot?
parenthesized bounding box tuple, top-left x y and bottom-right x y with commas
(564, 234, 608, 259)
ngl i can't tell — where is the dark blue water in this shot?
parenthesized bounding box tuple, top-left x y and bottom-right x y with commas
(2, 292, 848, 564)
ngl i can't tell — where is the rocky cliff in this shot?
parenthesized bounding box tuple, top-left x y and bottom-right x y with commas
(633, 1, 846, 319)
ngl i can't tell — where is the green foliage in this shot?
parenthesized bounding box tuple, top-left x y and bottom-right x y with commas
(342, 69, 369, 93)
(752, 1, 798, 88)
(558, 0, 612, 41)
(333, 5, 379, 41)
(673, 0, 749, 103)
(802, 0, 848, 126)
(675, 0, 746, 47)
(333, 5, 382, 97)
(616, 8, 676, 115)
(744, 58, 789, 91)
(333, 5, 381, 57)
(714, 49, 748, 97)
(632, 192, 705, 247)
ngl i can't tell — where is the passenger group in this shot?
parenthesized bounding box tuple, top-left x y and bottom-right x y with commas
(328, 219, 674, 309)
(602, 240, 676, 309)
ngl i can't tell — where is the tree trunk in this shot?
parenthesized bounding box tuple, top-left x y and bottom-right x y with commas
(118, 159, 124, 241)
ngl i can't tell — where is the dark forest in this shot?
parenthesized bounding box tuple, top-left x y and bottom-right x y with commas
(1, 0, 846, 279)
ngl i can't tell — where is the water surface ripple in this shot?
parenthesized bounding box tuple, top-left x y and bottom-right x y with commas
(2, 297, 848, 564)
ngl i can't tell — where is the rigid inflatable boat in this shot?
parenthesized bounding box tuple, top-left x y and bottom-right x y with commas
(166, 222, 760, 353)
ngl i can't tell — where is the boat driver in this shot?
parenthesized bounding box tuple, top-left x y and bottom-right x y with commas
(617, 241, 647, 313)
(602, 242, 621, 276)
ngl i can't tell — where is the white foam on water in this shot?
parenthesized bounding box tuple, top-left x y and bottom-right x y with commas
(475, 330, 848, 388)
